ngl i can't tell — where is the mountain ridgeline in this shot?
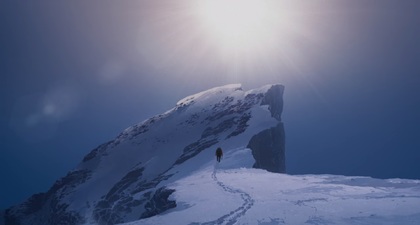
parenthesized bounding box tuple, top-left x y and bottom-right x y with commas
(3, 84, 285, 225)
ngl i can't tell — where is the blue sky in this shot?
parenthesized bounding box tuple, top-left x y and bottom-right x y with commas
(1, 1, 419, 209)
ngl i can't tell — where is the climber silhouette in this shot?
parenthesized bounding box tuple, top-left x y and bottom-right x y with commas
(215, 147, 223, 162)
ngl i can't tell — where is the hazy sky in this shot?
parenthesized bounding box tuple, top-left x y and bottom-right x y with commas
(1, 0, 419, 209)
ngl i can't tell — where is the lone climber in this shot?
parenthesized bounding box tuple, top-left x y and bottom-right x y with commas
(215, 147, 223, 162)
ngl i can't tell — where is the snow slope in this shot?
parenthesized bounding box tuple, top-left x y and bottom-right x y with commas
(4, 83, 419, 225)
(3, 84, 286, 225)
(123, 150, 420, 225)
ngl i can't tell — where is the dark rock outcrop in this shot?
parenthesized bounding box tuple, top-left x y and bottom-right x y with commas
(247, 84, 286, 173)
(261, 84, 284, 121)
(247, 123, 286, 173)
(140, 187, 176, 219)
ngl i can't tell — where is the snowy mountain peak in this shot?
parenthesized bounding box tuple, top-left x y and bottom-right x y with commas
(4, 84, 286, 225)
(176, 83, 242, 106)
(3, 83, 420, 225)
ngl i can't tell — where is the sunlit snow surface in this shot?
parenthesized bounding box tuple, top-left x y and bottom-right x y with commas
(122, 150, 420, 225)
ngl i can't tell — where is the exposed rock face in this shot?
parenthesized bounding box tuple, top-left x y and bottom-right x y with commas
(247, 123, 286, 173)
(246, 84, 286, 173)
(3, 84, 286, 225)
(261, 85, 284, 121)
(140, 187, 176, 219)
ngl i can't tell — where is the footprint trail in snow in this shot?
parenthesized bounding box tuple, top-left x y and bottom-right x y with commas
(198, 168, 255, 225)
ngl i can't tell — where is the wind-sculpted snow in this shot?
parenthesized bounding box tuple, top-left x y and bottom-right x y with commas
(123, 166, 420, 225)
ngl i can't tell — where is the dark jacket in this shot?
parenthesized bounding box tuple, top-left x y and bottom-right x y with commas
(216, 148, 223, 156)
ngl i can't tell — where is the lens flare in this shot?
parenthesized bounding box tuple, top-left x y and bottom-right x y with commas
(195, 0, 277, 53)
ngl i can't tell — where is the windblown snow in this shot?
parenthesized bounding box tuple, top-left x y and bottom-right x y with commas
(119, 149, 420, 225)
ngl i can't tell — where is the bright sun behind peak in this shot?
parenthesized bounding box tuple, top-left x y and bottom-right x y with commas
(196, 0, 277, 53)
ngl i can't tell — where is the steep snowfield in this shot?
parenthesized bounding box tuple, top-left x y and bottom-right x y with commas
(122, 149, 420, 225)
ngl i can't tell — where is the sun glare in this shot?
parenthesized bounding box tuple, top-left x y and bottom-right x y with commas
(196, 0, 278, 53)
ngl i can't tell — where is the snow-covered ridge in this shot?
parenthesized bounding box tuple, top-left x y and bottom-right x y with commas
(176, 83, 242, 106)
(3, 83, 420, 225)
(3, 84, 286, 225)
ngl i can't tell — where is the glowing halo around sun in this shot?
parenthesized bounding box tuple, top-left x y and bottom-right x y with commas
(195, 0, 280, 54)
